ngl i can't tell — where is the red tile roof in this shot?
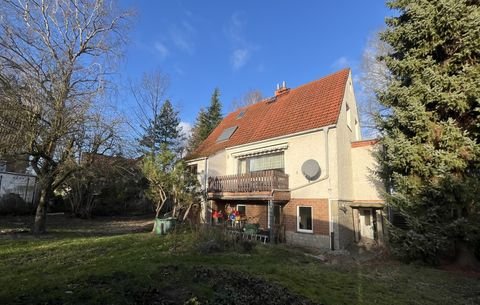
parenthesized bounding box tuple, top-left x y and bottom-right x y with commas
(188, 69, 350, 159)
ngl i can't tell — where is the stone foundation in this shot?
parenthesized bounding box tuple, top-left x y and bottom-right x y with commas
(285, 231, 330, 249)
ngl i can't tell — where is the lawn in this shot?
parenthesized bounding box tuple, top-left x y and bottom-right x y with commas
(0, 215, 478, 305)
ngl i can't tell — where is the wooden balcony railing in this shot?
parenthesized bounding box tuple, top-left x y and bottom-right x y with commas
(208, 170, 289, 193)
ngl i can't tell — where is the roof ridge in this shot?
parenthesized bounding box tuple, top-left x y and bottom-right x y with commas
(231, 68, 351, 116)
(187, 68, 352, 159)
(288, 68, 350, 94)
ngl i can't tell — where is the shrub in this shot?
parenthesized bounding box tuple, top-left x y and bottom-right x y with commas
(0, 193, 32, 215)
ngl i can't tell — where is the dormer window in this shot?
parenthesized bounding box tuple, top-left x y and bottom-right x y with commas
(216, 126, 238, 143)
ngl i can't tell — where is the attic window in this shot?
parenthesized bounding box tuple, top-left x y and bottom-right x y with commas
(216, 126, 238, 142)
(346, 104, 352, 130)
(236, 110, 246, 119)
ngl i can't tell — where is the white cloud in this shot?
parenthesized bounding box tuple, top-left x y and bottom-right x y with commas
(170, 22, 195, 54)
(179, 121, 192, 138)
(232, 48, 250, 70)
(154, 42, 169, 60)
(332, 56, 351, 69)
(225, 12, 257, 71)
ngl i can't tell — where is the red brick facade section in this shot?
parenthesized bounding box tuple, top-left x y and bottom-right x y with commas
(244, 204, 268, 229)
(283, 199, 329, 235)
(211, 199, 329, 235)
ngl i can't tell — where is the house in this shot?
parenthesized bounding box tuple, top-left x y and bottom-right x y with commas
(186, 69, 385, 249)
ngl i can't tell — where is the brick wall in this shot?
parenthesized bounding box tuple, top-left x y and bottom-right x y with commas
(283, 198, 329, 235)
(244, 204, 268, 229)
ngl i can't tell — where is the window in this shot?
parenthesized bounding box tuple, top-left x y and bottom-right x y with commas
(238, 152, 284, 174)
(236, 204, 246, 216)
(216, 126, 238, 142)
(364, 209, 371, 226)
(187, 164, 198, 175)
(297, 206, 313, 233)
(346, 104, 352, 130)
(274, 205, 282, 225)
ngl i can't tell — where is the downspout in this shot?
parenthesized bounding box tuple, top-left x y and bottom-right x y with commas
(271, 127, 332, 246)
(204, 158, 209, 224)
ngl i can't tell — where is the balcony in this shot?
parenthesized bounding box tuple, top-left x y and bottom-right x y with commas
(207, 170, 290, 201)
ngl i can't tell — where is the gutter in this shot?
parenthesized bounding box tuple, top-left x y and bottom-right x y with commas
(227, 124, 336, 153)
(204, 157, 209, 224)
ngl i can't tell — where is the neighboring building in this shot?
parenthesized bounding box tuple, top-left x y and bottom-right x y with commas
(186, 69, 384, 249)
(0, 155, 37, 207)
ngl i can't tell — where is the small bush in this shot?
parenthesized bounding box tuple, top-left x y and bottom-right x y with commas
(194, 226, 229, 254)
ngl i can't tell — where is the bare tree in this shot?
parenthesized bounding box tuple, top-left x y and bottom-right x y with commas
(358, 32, 392, 138)
(0, 0, 131, 234)
(129, 69, 170, 141)
(230, 89, 263, 111)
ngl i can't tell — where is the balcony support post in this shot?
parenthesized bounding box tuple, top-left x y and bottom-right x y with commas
(268, 199, 274, 242)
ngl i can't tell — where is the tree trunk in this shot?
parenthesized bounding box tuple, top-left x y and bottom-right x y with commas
(33, 186, 51, 235)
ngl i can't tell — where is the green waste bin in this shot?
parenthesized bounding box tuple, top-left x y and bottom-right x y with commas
(154, 217, 176, 235)
(244, 223, 259, 235)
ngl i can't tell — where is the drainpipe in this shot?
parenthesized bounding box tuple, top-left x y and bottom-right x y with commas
(268, 199, 274, 242)
(270, 127, 332, 246)
(204, 158, 209, 224)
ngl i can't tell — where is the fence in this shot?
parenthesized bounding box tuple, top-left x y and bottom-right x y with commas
(208, 170, 289, 193)
(0, 171, 38, 206)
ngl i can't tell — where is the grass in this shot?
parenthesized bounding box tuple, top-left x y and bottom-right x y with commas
(0, 221, 479, 305)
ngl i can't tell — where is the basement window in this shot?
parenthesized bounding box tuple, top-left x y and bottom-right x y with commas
(297, 206, 313, 233)
(216, 126, 238, 142)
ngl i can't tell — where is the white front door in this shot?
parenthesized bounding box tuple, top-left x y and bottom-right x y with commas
(359, 208, 374, 240)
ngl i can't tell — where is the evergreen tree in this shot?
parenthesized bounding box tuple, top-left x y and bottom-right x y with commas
(377, 0, 480, 263)
(204, 88, 223, 136)
(139, 100, 184, 156)
(187, 88, 223, 153)
(187, 108, 208, 154)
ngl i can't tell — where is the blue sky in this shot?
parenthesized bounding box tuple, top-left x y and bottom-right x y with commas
(118, 1, 391, 131)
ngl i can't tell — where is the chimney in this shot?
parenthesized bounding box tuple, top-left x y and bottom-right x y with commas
(275, 80, 289, 97)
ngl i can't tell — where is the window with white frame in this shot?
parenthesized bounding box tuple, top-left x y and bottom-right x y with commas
(297, 206, 313, 233)
(238, 152, 284, 174)
(236, 204, 246, 216)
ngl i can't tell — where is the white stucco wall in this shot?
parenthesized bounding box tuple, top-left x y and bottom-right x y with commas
(351, 144, 384, 201)
(225, 128, 333, 199)
(334, 73, 361, 202)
